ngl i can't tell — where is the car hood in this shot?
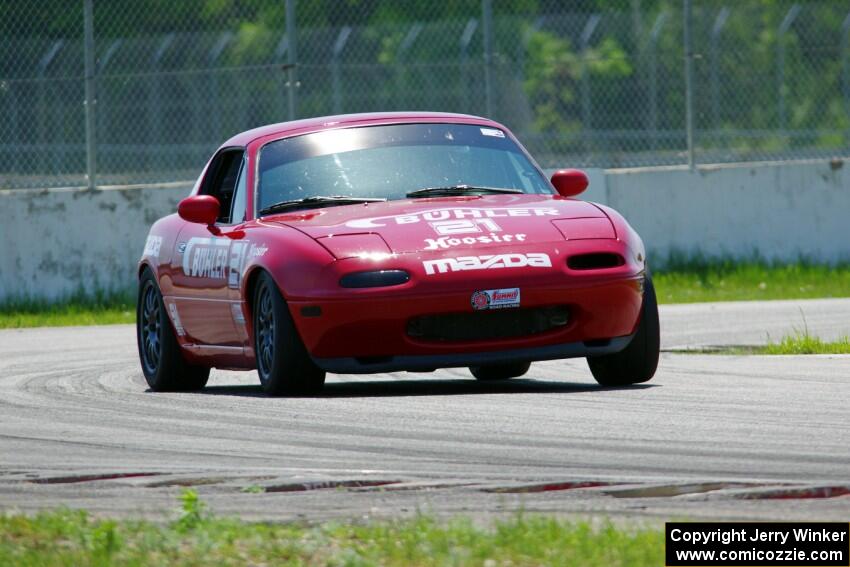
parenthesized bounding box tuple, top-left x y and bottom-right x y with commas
(263, 194, 612, 256)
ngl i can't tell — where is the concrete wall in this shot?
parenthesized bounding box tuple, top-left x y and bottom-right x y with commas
(2, 159, 848, 301)
(1, 183, 191, 300)
(600, 159, 850, 263)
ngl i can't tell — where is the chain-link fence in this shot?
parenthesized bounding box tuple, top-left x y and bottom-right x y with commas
(2, 0, 850, 190)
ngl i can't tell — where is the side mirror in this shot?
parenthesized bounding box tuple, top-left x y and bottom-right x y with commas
(551, 169, 589, 198)
(178, 195, 220, 226)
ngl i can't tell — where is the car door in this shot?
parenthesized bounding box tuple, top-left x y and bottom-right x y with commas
(169, 148, 249, 349)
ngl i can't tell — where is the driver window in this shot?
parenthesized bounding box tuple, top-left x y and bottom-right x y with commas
(230, 158, 247, 224)
(199, 149, 244, 224)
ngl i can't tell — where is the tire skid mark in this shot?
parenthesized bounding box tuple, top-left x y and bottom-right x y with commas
(604, 482, 763, 498)
(733, 486, 850, 500)
(483, 481, 618, 493)
(357, 481, 481, 492)
(265, 479, 401, 493)
(29, 472, 163, 485)
(9, 369, 349, 434)
(0, 432, 322, 464)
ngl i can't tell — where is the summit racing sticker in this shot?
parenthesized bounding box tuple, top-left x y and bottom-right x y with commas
(471, 288, 520, 310)
(346, 207, 559, 229)
(423, 253, 551, 275)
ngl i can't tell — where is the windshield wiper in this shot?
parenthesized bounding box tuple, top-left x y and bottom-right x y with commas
(259, 195, 386, 216)
(406, 185, 524, 198)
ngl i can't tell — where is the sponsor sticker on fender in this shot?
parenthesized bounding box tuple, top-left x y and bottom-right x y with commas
(423, 253, 552, 275)
(181, 237, 250, 289)
(167, 302, 185, 336)
(143, 235, 163, 258)
(182, 237, 229, 280)
(471, 288, 520, 310)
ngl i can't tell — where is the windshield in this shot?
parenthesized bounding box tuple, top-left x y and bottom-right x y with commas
(256, 123, 552, 214)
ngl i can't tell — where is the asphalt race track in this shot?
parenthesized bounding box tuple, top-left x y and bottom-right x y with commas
(0, 298, 848, 523)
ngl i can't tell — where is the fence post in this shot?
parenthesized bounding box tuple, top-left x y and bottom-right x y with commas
(482, 0, 493, 117)
(777, 4, 800, 133)
(331, 26, 352, 115)
(459, 18, 478, 114)
(83, 0, 96, 190)
(710, 7, 729, 129)
(286, 0, 297, 120)
(274, 35, 290, 120)
(683, 0, 695, 170)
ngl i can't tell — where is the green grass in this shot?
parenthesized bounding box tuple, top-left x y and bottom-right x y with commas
(671, 331, 850, 355)
(762, 331, 850, 354)
(651, 258, 850, 304)
(1, 260, 849, 329)
(0, 491, 663, 567)
(0, 290, 135, 329)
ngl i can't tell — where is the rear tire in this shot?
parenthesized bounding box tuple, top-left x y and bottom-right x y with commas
(469, 361, 531, 381)
(587, 275, 660, 386)
(137, 269, 209, 392)
(253, 272, 325, 396)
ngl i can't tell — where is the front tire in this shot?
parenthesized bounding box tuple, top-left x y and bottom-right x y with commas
(469, 361, 531, 381)
(137, 269, 209, 392)
(587, 275, 660, 386)
(253, 272, 325, 396)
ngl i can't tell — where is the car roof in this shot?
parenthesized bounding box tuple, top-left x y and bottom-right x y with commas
(221, 111, 506, 148)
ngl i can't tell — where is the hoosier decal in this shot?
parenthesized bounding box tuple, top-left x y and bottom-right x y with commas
(424, 233, 526, 250)
(423, 253, 551, 275)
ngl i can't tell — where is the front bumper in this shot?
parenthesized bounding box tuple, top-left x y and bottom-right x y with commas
(285, 238, 645, 364)
(289, 276, 643, 361)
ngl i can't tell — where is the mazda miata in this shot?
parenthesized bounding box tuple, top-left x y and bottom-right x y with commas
(137, 112, 659, 395)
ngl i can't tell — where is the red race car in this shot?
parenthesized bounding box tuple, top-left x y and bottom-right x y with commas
(137, 112, 658, 395)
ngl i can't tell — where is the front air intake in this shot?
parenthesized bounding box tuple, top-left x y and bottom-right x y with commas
(407, 306, 569, 342)
(567, 253, 625, 270)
